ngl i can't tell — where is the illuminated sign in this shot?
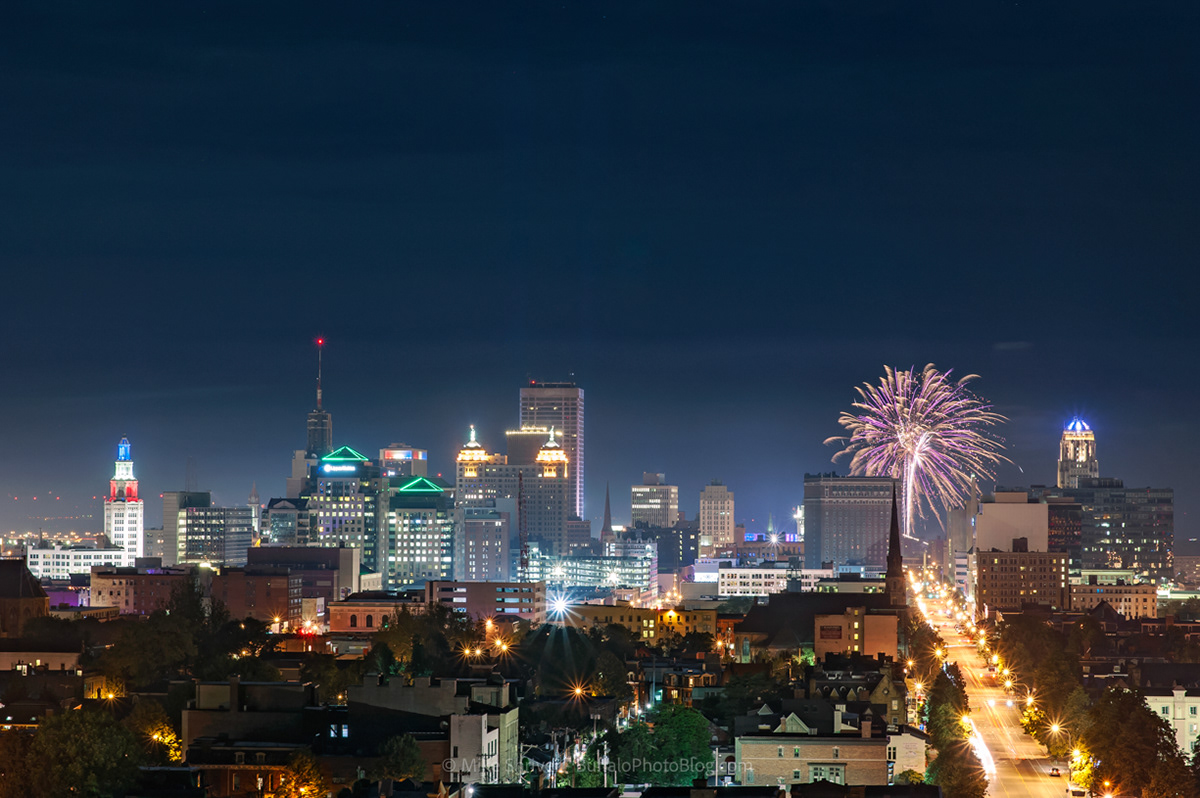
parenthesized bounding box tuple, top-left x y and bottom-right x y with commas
(384, 450, 413, 460)
(820, 625, 843, 640)
(322, 464, 358, 474)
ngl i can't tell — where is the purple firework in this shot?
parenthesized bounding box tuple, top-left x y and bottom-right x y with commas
(825, 364, 1008, 539)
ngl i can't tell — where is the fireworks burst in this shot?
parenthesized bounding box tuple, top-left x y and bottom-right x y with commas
(825, 364, 1008, 539)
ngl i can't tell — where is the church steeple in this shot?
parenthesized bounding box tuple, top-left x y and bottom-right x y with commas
(601, 483, 613, 539)
(886, 482, 906, 608)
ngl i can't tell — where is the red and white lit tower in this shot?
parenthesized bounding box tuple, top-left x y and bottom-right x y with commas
(103, 437, 144, 562)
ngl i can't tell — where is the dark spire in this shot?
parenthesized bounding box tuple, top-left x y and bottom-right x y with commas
(601, 483, 612, 537)
(886, 481, 905, 608)
(887, 482, 903, 575)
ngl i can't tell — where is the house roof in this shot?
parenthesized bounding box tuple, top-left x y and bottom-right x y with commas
(0, 560, 47, 600)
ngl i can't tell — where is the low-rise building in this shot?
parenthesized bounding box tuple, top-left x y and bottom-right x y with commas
(735, 728, 889, 786)
(813, 607, 899, 660)
(424, 581, 546, 625)
(210, 567, 302, 628)
(25, 543, 130, 578)
(1144, 686, 1200, 754)
(1071, 580, 1158, 619)
(89, 565, 195, 615)
(327, 590, 425, 634)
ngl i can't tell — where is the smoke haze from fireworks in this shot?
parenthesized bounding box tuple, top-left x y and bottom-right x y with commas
(825, 364, 1008, 539)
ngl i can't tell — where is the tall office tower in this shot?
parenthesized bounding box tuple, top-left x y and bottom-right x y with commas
(631, 473, 679, 529)
(802, 473, 895, 569)
(103, 437, 144, 563)
(306, 338, 333, 458)
(698, 481, 735, 557)
(455, 505, 513, 582)
(454, 427, 570, 557)
(1046, 496, 1083, 578)
(300, 446, 387, 570)
(176, 506, 254, 566)
(1061, 478, 1173, 578)
(519, 381, 584, 519)
(379, 444, 429, 478)
(1058, 418, 1099, 489)
(162, 491, 211, 566)
(386, 476, 456, 587)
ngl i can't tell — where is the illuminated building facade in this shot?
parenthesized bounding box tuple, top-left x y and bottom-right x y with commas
(534, 552, 657, 594)
(177, 505, 254, 566)
(802, 474, 894, 569)
(300, 446, 386, 570)
(161, 491, 210, 566)
(699, 481, 735, 557)
(454, 427, 571, 556)
(455, 505, 513, 582)
(519, 381, 584, 519)
(103, 437, 143, 563)
(1059, 478, 1174, 578)
(379, 444, 428, 478)
(1057, 418, 1098, 489)
(385, 475, 455, 588)
(631, 473, 679, 529)
(25, 543, 128, 579)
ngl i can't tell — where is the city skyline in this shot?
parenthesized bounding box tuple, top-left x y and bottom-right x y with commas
(1, 364, 1187, 551)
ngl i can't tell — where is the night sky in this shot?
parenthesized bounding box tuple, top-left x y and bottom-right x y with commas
(2, 2, 1197, 545)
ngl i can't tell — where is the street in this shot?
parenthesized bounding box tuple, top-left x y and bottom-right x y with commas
(927, 613, 1070, 798)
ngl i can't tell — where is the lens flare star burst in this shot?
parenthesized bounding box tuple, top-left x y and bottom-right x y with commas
(826, 364, 1008, 538)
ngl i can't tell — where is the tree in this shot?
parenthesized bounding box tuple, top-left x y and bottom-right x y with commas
(276, 751, 329, 798)
(653, 705, 712, 785)
(927, 741, 987, 798)
(373, 734, 427, 782)
(0, 733, 32, 798)
(894, 769, 925, 785)
(1082, 687, 1176, 795)
(594, 650, 632, 700)
(27, 710, 143, 798)
(124, 699, 183, 764)
(1143, 750, 1196, 798)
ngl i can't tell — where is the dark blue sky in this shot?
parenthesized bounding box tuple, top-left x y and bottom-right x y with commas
(1, 2, 1196, 544)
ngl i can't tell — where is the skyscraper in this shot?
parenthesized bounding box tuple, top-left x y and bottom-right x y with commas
(306, 338, 332, 458)
(519, 381, 584, 519)
(177, 505, 254, 567)
(631, 473, 679, 529)
(103, 437, 143, 563)
(1058, 418, 1098, 489)
(698, 481, 735, 557)
(454, 427, 571, 558)
(161, 490, 211, 566)
(802, 473, 895, 569)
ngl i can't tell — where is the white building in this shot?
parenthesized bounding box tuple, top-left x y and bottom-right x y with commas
(718, 564, 791, 596)
(700, 481, 735, 557)
(103, 437, 144, 560)
(1145, 687, 1200, 754)
(25, 543, 130, 578)
(449, 713, 500, 782)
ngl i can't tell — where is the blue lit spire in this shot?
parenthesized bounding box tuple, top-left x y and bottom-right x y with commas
(1065, 418, 1091, 433)
(117, 437, 131, 462)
